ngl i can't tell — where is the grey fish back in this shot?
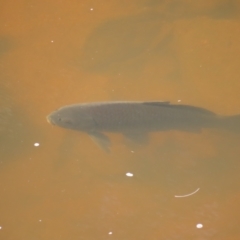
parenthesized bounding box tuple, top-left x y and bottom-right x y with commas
(47, 101, 240, 152)
(80, 101, 217, 132)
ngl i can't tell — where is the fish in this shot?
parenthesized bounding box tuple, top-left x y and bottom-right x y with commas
(47, 101, 240, 152)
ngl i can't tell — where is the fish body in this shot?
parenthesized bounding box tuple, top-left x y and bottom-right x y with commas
(47, 101, 240, 151)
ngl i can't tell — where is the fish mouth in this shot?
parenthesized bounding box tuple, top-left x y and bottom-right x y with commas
(46, 115, 55, 125)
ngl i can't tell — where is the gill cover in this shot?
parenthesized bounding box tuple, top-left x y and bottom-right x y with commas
(48, 105, 95, 131)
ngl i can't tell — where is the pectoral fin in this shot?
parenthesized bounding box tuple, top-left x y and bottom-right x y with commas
(88, 131, 111, 152)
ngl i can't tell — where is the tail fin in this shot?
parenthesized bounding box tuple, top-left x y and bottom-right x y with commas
(218, 114, 240, 132)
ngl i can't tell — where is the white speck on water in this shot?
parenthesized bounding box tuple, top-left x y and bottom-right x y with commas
(0, 226, 2, 229)
(131, 150, 134, 153)
(34, 143, 40, 147)
(90, 8, 94, 11)
(178, 100, 181, 102)
(51, 40, 54, 43)
(126, 172, 133, 177)
(39, 220, 42, 222)
(196, 223, 203, 229)
(108, 232, 112, 235)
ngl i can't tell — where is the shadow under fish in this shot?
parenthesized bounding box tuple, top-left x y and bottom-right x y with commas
(47, 101, 240, 152)
(78, 12, 164, 74)
(76, 1, 238, 76)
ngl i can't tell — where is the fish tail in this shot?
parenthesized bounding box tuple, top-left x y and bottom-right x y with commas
(218, 114, 240, 132)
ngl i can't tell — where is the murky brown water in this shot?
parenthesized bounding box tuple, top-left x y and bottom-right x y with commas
(1, 0, 240, 239)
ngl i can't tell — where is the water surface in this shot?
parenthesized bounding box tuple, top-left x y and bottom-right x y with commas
(0, 0, 240, 239)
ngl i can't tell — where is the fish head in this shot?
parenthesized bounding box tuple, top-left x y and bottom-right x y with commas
(47, 105, 95, 131)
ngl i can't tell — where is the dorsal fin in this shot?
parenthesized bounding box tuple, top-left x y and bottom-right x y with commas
(169, 105, 216, 115)
(143, 102, 216, 115)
